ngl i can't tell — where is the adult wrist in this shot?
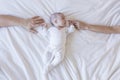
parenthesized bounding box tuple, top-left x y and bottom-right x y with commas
(20, 18, 28, 27)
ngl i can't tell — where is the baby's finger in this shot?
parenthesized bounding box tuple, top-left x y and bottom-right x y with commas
(73, 23, 78, 26)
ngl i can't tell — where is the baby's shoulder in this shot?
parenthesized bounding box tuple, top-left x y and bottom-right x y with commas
(49, 26, 57, 30)
(48, 26, 57, 32)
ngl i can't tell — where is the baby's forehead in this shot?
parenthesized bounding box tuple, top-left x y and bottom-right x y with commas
(56, 15, 65, 19)
(52, 13, 65, 19)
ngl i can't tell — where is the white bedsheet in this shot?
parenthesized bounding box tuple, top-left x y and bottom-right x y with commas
(0, 0, 120, 80)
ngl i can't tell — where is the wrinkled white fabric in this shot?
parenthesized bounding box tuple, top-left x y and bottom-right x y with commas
(0, 0, 120, 80)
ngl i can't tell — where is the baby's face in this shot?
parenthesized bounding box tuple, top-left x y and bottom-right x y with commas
(52, 14, 66, 29)
(56, 16, 66, 27)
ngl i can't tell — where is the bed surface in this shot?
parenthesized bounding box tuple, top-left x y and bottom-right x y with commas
(0, 0, 120, 80)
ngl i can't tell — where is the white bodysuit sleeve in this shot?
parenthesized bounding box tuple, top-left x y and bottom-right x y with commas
(67, 25, 76, 34)
(40, 26, 48, 37)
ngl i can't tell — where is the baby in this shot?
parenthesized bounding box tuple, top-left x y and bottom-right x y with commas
(41, 12, 79, 80)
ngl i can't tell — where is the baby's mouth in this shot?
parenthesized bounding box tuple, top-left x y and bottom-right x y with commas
(61, 23, 66, 27)
(60, 26, 65, 28)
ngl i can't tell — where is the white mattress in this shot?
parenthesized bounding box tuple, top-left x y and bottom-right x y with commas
(0, 0, 120, 80)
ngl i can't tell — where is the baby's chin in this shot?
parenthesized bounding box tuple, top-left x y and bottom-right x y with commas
(60, 24, 66, 27)
(59, 26, 66, 28)
(57, 26, 65, 30)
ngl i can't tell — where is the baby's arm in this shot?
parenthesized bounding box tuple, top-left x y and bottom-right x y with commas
(0, 15, 44, 33)
(39, 23, 50, 36)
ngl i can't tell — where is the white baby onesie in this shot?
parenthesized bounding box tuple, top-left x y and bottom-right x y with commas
(41, 24, 75, 76)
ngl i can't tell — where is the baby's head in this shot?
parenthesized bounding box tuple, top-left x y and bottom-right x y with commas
(50, 12, 66, 29)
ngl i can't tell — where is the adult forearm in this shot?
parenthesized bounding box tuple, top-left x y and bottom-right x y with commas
(87, 24, 120, 34)
(0, 15, 25, 27)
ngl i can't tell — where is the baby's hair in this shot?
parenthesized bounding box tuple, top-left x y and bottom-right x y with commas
(50, 12, 64, 26)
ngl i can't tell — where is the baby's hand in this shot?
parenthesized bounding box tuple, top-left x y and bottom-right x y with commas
(41, 23, 50, 30)
(67, 20, 80, 30)
(40, 23, 47, 27)
(71, 20, 80, 30)
(23, 16, 44, 33)
(71, 20, 88, 30)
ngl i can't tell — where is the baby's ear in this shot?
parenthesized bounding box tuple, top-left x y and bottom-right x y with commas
(54, 19, 57, 23)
